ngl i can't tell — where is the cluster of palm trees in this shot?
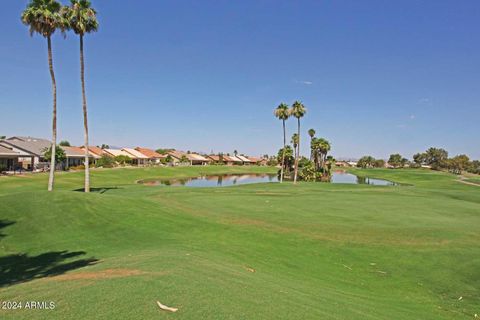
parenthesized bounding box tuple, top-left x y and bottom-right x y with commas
(274, 102, 333, 183)
(21, 0, 98, 192)
(309, 131, 332, 179)
(274, 101, 307, 184)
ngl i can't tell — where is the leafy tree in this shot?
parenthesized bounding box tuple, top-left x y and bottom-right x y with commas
(413, 153, 426, 165)
(424, 147, 448, 169)
(161, 155, 173, 165)
(290, 101, 307, 184)
(43, 145, 66, 163)
(266, 156, 278, 167)
(62, 0, 99, 193)
(447, 154, 470, 174)
(388, 154, 404, 168)
(22, 0, 67, 191)
(298, 156, 311, 168)
(374, 159, 385, 168)
(274, 103, 290, 183)
(100, 144, 110, 149)
(299, 160, 320, 181)
(180, 155, 189, 164)
(467, 160, 480, 174)
(114, 155, 131, 165)
(0, 136, 6, 140)
(155, 148, 173, 155)
(59, 140, 70, 146)
(357, 156, 376, 168)
(96, 155, 115, 168)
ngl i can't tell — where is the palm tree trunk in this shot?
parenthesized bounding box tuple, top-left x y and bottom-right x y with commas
(80, 35, 90, 193)
(280, 119, 286, 183)
(293, 118, 300, 184)
(47, 36, 57, 192)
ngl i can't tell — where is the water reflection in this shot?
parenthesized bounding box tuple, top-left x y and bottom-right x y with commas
(139, 172, 397, 188)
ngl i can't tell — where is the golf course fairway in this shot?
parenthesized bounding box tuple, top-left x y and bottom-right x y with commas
(0, 166, 479, 319)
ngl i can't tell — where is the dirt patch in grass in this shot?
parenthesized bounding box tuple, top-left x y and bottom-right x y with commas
(49, 268, 155, 281)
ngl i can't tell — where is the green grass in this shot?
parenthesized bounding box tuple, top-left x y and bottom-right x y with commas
(0, 166, 479, 319)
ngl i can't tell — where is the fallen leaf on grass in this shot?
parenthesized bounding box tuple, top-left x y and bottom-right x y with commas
(157, 301, 178, 312)
(245, 266, 256, 273)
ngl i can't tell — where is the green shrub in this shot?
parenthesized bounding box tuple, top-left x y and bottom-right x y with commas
(96, 155, 115, 168)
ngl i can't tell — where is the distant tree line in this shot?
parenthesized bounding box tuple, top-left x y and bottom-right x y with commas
(357, 147, 479, 175)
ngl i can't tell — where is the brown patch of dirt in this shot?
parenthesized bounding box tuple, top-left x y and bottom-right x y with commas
(49, 269, 159, 281)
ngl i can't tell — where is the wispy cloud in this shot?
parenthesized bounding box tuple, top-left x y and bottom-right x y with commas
(409, 114, 416, 120)
(294, 79, 313, 85)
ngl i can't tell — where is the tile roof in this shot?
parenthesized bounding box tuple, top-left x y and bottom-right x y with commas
(187, 153, 208, 161)
(122, 148, 149, 159)
(135, 147, 165, 159)
(104, 149, 132, 157)
(84, 146, 106, 157)
(207, 155, 221, 161)
(223, 155, 242, 163)
(247, 157, 265, 163)
(236, 155, 251, 162)
(63, 146, 100, 158)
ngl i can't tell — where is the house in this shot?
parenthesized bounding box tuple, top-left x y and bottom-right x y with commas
(206, 155, 222, 164)
(62, 146, 100, 169)
(0, 136, 51, 170)
(122, 148, 149, 166)
(103, 149, 133, 165)
(103, 149, 131, 158)
(81, 146, 107, 158)
(236, 155, 252, 165)
(223, 155, 243, 165)
(186, 153, 209, 166)
(335, 161, 351, 167)
(167, 151, 209, 166)
(247, 157, 268, 166)
(135, 147, 166, 164)
(0, 145, 21, 172)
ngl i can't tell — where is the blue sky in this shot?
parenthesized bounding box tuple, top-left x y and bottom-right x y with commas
(1, 0, 479, 159)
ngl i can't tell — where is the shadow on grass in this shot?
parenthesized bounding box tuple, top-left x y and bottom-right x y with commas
(0, 220, 99, 287)
(0, 220, 15, 240)
(0, 251, 99, 287)
(73, 187, 122, 194)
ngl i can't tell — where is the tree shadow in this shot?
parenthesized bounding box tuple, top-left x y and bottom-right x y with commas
(0, 220, 15, 240)
(73, 187, 122, 194)
(0, 251, 99, 287)
(0, 220, 99, 287)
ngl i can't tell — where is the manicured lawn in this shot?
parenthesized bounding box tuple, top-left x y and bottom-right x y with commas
(464, 177, 480, 185)
(0, 166, 479, 319)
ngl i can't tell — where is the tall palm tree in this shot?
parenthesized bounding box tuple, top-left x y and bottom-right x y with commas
(290, 101, 307, 184)
(308, 128, 315, 160)
(62, 0, 98, 193)
(274, 103, 290, 183)
(22, 0, 66, 192)
(291, 133, 299, 157)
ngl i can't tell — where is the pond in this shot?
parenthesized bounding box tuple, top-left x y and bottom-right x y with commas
(138, 171, 397, 187)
